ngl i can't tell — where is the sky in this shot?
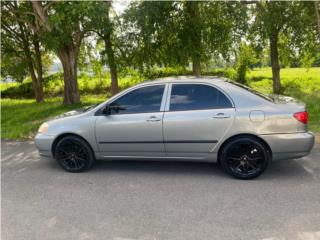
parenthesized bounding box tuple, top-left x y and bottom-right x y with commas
(113, 0, 131, 15)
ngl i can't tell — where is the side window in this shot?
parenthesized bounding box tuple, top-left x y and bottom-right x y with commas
(110, 85, 165, 114)
(169, 84, 232, 111)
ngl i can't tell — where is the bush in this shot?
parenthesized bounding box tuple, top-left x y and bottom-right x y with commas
(1, 80, 34, 98)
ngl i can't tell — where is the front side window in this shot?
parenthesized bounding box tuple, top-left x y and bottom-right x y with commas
(169, 84, 232, 111)
(109, 85, 165, 114)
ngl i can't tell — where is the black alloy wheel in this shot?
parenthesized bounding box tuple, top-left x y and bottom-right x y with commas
(220, 137, 270, 179)
(54, 136, 95, 172)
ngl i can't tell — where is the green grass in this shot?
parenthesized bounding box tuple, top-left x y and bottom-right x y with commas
(1, 95, 106, 139)
(1, 67, 320, 139)
(247, 67, 320, 132)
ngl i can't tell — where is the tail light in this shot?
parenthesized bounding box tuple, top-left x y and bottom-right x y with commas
(293, 111, 308, 124)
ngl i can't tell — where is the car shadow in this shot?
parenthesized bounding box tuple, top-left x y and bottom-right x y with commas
(92, 160, 227, 178)
(84, 157, 316, 181)
(43, 146, 319, 181)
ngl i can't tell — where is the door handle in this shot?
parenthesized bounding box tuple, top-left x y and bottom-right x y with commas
(146, 116, 161, 122)
(212, 113, 231, 119)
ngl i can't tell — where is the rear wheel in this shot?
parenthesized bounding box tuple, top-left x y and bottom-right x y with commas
(220, 137, 270, 179)
(54, 136, 95, 172)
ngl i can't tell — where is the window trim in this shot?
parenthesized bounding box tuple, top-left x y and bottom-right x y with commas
(165, 82, 235, 112)
(95, 83, 168, 116)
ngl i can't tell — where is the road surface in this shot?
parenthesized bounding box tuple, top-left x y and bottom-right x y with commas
(1, 140, 320, 240)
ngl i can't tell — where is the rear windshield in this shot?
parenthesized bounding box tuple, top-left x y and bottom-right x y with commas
(227, 81, 274, 102)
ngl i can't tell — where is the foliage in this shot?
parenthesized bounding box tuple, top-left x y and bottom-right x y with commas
(122, 1, 248, 72)
(1, 95, 106, 139)
(250, 1, 318, 66)
(0, 56, 29, 83)
(1, 67, 320, 139)
(235, 44, 258, 84)
(248, 67, 320, 132)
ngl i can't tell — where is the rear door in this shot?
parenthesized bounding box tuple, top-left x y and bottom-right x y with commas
(95, 84, 167, 157)
(163, 83, 235, 157)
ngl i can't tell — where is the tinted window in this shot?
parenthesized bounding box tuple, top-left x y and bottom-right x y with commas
(110, 85, 165, 114)
(169, 84, 232, 111)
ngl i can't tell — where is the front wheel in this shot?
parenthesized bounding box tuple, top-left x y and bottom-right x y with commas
(54, 136, 95, 172)
(220, 137, 270, 179)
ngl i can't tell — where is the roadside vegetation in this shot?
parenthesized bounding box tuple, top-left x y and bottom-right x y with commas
(1, 67, 319, 139)
(1, 1, 320, 139)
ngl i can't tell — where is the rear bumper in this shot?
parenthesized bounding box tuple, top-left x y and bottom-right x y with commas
(260, 132, 315, 161)
(34, 133, 55, 158)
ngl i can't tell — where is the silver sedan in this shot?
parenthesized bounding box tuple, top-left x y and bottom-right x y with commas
(35, 76, 315, 179)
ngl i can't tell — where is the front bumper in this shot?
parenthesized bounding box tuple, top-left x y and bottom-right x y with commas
(260, 132, 315, 161)
(34, 133, 55, 158)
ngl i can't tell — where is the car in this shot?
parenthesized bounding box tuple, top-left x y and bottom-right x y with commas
(35, 76, 315, 179)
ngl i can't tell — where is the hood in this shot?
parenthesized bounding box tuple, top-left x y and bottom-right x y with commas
(53, 104, 99, 120)
(53, 109, 83, 120)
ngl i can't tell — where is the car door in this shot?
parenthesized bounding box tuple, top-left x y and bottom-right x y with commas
(95, 84, 168, 157)
(163, 83, 235, 157)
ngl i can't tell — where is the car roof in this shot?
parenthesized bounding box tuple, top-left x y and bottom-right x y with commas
(140, 75, 227, 85)
(137, 75, 273, 107)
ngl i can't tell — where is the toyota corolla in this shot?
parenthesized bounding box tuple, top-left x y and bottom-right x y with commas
(35, 76, 315, 179)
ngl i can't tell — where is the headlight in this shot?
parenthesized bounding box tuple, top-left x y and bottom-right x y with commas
(38, 122, 49, 133)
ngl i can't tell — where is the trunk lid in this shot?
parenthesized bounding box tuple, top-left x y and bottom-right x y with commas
(269, 94, 308, 133)
(269, 94, 305, 109)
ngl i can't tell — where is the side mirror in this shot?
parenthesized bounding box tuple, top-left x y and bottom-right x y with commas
(102, 105, 111, 115)
(102, 104, 126, 115)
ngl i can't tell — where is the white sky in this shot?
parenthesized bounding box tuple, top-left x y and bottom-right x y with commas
(113, 0, 131, 15)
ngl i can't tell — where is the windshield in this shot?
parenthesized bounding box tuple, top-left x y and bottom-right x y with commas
(227, 81, 274, 102)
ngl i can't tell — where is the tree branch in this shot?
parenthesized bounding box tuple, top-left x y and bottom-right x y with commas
(31, 1, 51, 31)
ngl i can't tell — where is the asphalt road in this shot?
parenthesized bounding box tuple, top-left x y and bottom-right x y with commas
(1, 140, 320, 240)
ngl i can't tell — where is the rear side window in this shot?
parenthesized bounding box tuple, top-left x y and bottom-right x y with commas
(169, 84, 232, 111)
(110, 85, 165, 114)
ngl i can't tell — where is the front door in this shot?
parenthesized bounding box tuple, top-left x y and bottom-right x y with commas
(163, 83, 235, 157)
(95, 84, 167, 157)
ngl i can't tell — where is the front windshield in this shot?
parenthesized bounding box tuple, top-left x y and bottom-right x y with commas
(227, 81, 274, 102)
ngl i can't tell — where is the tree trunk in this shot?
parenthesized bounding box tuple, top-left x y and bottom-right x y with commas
(269, 34, 281, 94)
(23, 42, 44, 103)
(58, 44, 80, 105)
(192, 57, 201, 77)
(186, 1, 202, 77)
(315, 1, 320, 41)
(103, 1, 119, 95)
(27, 62, 43, 103)
(33, 38, 44, 102)
(104, 37, 119, 95)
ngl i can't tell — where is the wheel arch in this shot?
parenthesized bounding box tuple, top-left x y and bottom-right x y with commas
(51, 133, 95, 158)
(217, 133, 272, 163)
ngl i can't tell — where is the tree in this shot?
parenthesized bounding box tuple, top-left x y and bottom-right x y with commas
(249, 1, 318, 93)
(123, 1, 247, 76)
(315, 1, 320, 41)
(251, 2, 290, 93)
(235, 44, 258, 84)
(89, 1, 119, 95)
(185, 1, 202, 76)
(30, 1, 92, 104)
(1, 1, 46, 102)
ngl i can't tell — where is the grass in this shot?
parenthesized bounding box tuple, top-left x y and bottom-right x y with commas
(1, 67, 320, 139)
(1, 95, 106, 139)
(247, 67, 320, 132)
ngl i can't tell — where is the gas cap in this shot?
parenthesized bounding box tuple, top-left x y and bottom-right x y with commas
(250, 110, 265, 122)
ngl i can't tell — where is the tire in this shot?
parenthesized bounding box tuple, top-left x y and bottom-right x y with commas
(220, 136, 270, 179)
(54, 136, 95, 172)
